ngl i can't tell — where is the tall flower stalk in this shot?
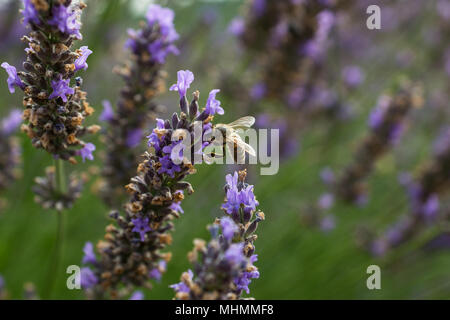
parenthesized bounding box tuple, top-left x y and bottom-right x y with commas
(171, 170, 263, 300)
(303, 82, 422, 229)
(226, 0, 351, 159)
(100, 4, 179, 206)
(369, 127, 450, 256)
(1, 0, 97, 298)
(81, 70, 234, 299)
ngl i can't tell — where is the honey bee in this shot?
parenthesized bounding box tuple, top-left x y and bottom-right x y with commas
(208, 116, 256, 163)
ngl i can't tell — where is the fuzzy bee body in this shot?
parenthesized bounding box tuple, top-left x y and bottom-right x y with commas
(210, 116, 256, 163)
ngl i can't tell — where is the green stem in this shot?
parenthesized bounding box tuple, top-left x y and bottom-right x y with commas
(55, 158, 67, 194)
(44, 159, 67, 299)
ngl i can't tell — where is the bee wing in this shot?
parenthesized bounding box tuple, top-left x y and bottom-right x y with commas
(235, 145, 246, 164)
(230, 133, 256, 157)
(227, 116, 255, 129)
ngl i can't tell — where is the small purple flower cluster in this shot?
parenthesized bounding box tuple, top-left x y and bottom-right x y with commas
(1, 0, 98, 162)
(125, 4, 179, 64)
(171, 170, 264, 300)
(81, 70, 225, 299)
(101, 4, 179, 206)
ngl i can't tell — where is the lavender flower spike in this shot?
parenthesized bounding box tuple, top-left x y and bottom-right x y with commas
(369, 126, 450, 256)
(1, 1, 97, 211)
(83, 71, 226, 299)
(172, 170, 264, 300)
(101, 3, 179, 206)
(335, 83, 420, 205)
(2, 0, 98, 162)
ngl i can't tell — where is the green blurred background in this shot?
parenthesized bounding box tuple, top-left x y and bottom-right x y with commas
(0, 0, 449, 299)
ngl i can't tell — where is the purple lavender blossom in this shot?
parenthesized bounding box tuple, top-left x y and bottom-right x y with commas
(158, 155, 181, 178)
(301, 10, 335, 60)
(126, 128, 143, 148)
(320, 167, 335, 185)
(270, 21, 288, 47)
(129, 291, 144, 300)
(221, 217, 238, 241)
(74, 46, 92, 71)
(437, 0, 450, 21)
(368, 95, 390, 129)
(170, 70, 194, 99)
(99, 100, 114, 122)
(371, 239, 388, 257)
(287, 87, 305, 108)
(48, 4, 82, 39)
(250, 82, 266, 100)
(131, 217, 151, 242)
(78, 143, 95, 162)
(80, 267, 98, 289)
(222, 173, 258, 216)
(124, 28, 139, 52)
(222, 188, 240, 215)
(146, 4, 179, 42)
(239, 185, 259, 214)
(148, 40, 179, 64)
(300, 40, 320, 59)
(1, 62, 25, 93)
(82, 242, 97, 265)
(317, 193, 334, 210)
(253, 0, 267, 17)
(149, 268, 162, 281)
(49, 77, 74, 102)
(224, 243, 245, 265)
(225, 171, 238, 190)
(341, 65, 364, 88)
(149, 260, 166, 282)
(170, 270, 193, 293)
(170, 202, 184, 214)
(320, 215, 336, 232)
(1, 109, 22, 135)
(228, 18, 245, 36)
(205, 89, 224, 115)
(388, 123, 406, 145)
(234, 269, 260, 294)
(146, 118, 165, 150)
(433, 126, 450, 156)
(22, 0, 40, 25)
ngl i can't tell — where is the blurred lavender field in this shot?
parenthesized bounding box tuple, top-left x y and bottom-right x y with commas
(0, 0, 449, 299)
